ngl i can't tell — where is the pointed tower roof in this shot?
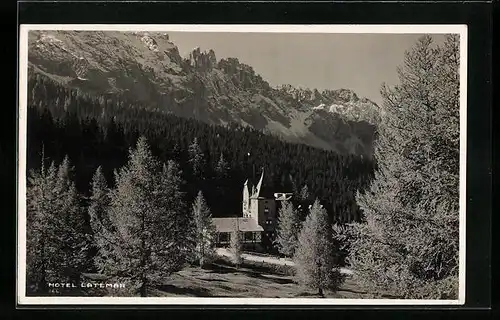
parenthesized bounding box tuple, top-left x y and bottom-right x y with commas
(252, 167, 264, 198)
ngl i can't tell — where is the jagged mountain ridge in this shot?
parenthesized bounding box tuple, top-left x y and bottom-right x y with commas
(27, 30, 379, 155)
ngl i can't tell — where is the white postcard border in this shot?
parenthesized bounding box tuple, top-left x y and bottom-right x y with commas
(17, 24, 468, 306)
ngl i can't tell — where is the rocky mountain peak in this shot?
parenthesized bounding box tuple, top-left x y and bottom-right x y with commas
(27, 30, 379, 156)
(217, 57, 271, 92)
(185, 47, 217, 72)
(322, 88, 360, 103)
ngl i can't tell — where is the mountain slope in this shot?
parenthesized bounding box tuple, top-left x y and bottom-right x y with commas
(27, 30, 379, 156)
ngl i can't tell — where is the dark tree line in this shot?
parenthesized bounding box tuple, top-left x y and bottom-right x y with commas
(27, 70, 375, 224)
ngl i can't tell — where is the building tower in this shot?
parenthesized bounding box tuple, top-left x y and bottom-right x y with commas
(242, 179, 250, 217)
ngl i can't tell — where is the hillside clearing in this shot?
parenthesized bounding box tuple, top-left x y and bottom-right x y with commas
(150, 264, 373, 299)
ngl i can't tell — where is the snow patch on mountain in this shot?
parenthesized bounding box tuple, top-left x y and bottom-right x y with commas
(139, 34, 160, 52)
(38, 33, 63, 44)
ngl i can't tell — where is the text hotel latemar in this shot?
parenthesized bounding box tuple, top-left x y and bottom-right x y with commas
(48, 282, 126, 289)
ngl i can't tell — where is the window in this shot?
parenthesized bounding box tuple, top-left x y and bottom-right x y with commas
(219, 233, 229, 243)
(244, 232, 254, 241)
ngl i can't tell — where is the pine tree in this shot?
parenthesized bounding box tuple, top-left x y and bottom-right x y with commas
(331, 223, 351, 267)
(26, 159, 57, 295)
(89, 136, 189, 297)
(192, 191, 216, 268)
(348, 35, 460, 299)
(188, 137, 205, 179)
(297, 184, 312, 221)
(213, 153, 230, 214)
(162, 160, 195, 264)
(215, 152, 229, 178)
(88, 166, 109, 226)
(87, 166, 116, 274)
(230, 221, 243, 268)
(294, 199, 341, 297)
(275, 201, 301, 257)
(26, 155, 90, 295)
(54, 157, 91, 281)
(300, 184, 310, 202)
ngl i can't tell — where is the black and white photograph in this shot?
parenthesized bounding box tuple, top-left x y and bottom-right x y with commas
(17, 24, 467, 305)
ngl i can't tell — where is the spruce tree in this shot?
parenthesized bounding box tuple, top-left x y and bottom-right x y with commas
(88, 166, 116, 275)
(230, 221, 243, 268)
(188, 137, 205, 179)
(192, 191, 216, 268)
(26, 159, 57, 295)
(53, 157, 91, 282)
(348, 35, 460, 299)
(297, 185, 312, 221)
(89, 137, 189, 297)
(300, 184, 310, 202)
(331, 223, 351, 267)
(88, 166, 109, 227)
(26, 155, 90, 295)
(294, 199, 341, 297)
(213, 153, 230, 214)
(275, 201, 301, 257)
(215, 153, 230, 178)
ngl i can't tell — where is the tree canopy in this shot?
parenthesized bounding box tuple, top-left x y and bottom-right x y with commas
(348, 35, 461, 299)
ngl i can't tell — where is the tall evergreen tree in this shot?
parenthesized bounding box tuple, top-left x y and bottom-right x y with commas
(300, 184, 310, 202)
(275, 201, 301, 257)
(88, 166, 116, 274)
(88, 166, 109, 226)
(213, 153, 230, 213)
(294, 199, 341, 297)
(348, 35, 460, 299)
(331, 223, 351, 267)
(296, 184, 312, 221)
(230, 221, 243, 268)
(215, 152, 229, 178)
(188, 137, 205, 179)
(192, 191, 216, 268)
(89, 137, 189, 297)
(26, 155, 90, 295)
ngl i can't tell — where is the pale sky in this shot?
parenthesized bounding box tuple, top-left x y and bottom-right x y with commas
(168, 32, 446, 106)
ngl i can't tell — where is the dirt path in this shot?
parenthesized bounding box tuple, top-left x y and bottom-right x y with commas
(215, 248, 354, 275)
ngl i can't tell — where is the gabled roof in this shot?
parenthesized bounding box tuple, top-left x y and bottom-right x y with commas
(212, 217, 264, 233)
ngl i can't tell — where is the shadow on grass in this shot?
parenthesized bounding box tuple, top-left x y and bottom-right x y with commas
(207, 263, 295, 285)
(294, 292, 325, 298)
(156, 284, 212, 297)
(205, 263, 241, 274)
(337, 287, 369, 295)
(201, 278, 229, 283)
(380, 293, 403, 299)
(247, 272, 295, 285)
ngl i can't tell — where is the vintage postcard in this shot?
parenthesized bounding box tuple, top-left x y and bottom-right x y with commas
(17, 24, 467, 305)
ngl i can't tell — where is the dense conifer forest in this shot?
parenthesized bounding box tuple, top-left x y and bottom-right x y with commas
(26, 70, 375, 223)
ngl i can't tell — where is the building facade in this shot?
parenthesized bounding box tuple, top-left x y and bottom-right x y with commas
(213, 169, 293, 252)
